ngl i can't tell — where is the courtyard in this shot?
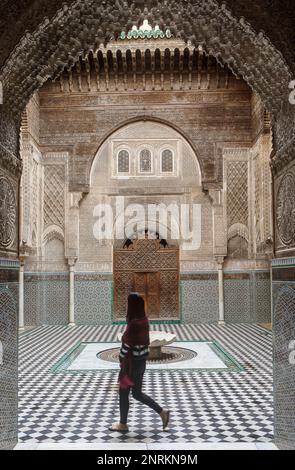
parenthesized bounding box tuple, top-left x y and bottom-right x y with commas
(17, 323, 273, 447)
(0, 0, 294, 453)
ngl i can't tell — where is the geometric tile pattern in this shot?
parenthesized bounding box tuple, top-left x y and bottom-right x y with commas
(24, 279, 40, 326)
(273, 285, 295, 449)
(23, 274, 271, 326)
(24, 276, 69, 326)
(227, 161, 249, 228)
(224, 279, 251, 322)
(0, 283, 18, 450)
(74, 280, 112, 325)
(19, 324, 273, 444)
(181, 280, 219, 323)
(253, 278, 271, 323)
(41, 279, 69, 325)
(43, 165, 65, 229)
(182, 274, 271, 324)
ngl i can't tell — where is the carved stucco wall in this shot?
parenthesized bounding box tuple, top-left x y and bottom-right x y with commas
(38, 57, 252, 192)
(79, 120, 208, 273)
(0, 0, 294, 185)
(0, 1, 292, 261)
(0, 172, 18, 257)
(275, 162, 295, 257)
(272, 155, 295, 450)
(224, 150, 250, 259)
(252, 134, 273, 256)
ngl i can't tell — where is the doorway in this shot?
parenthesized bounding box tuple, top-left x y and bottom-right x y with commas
(133, 272, 160, 318)
(113, 238, 180, 321)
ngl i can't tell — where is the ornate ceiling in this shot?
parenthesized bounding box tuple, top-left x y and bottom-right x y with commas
(0, 0, 292, 116)
(0, 0, 294, 73)
(0, 0, 294, 170)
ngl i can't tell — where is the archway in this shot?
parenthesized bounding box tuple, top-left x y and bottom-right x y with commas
(114, 236, 180, 321)
(89, 118, 201, 322)
(0, 0, 294, 451)
(0, 0, 291, 115)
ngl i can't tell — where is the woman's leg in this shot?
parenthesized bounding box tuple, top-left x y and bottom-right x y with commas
(119, 387, 131, 425)
(131, 361, 163, 415)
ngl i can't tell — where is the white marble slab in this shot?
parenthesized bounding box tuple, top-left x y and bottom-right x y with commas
(67, 341, 228, 371)
(15, 442, 277, 451)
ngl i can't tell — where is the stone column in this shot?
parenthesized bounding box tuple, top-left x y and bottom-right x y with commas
(18, 246, 29, 330)
(65, 192, 83, 327)
(18, 261, 25, 330)
(216, 256, 225, 325)
(209, 189, 227, 326)
(68, 258, 77, 327)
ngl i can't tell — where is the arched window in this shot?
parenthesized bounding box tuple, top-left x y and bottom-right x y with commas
(139, 149, 152, 173)
(117, 150, 130, 173)
(161, 149, 174, 173)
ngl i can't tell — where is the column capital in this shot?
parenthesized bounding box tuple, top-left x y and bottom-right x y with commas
(19, 243, 30, 266)
(208, 188, 223, 206)
(69, 191, 84, 209)
(67, 257, 77, 268)
(215, 255, 225, 267)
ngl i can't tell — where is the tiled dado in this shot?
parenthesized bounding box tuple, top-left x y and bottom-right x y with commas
(24, 273, 68, 282)
(23, 270, 271, 327)
(272, 258, 295, 449)
(181, 271, 271, 324)
(74, 273, 112, 325)
(181, 272, 270, 280)
(181, 278, 219, 323)
(272, 257, 295, 268)
(0, 260, 19, 450)
(0, 259, 19, 269)
(24, 272, 69, 326)
(0, 266, 18, 283)
(181, 273, 218, 281)
(272, 267, 295, 282)
(24, 272, 113, 326)
(75, 273, 112, 281)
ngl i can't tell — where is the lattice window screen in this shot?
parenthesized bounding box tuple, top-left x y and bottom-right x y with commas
(161, 149, 173, 172)
(118, 150, 130, 173)
(139, 149, 152, 173)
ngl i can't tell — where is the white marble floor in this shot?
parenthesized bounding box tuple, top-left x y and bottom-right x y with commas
(15, 442, 277, 450)
(67, 341, 229, 371)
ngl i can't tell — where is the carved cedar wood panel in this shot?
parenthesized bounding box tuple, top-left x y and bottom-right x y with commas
(113, 238, 179, 320)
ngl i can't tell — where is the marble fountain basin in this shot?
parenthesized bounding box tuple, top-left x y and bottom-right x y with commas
(117, 331, 177, 360)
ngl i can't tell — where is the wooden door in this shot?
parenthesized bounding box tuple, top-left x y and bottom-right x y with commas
(114, 238, 179, 321)
(133, 272, 160, 318)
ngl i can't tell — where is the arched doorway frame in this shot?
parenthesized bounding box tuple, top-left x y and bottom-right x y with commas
(0, 0, 294, 450)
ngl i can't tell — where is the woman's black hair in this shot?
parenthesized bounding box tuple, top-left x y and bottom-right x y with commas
(127, 292, 145, 322)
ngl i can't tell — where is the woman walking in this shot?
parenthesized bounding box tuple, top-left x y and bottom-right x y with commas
(110, 292, 170, 432)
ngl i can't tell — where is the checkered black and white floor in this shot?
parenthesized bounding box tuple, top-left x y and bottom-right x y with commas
(18, 324, 273, 444)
